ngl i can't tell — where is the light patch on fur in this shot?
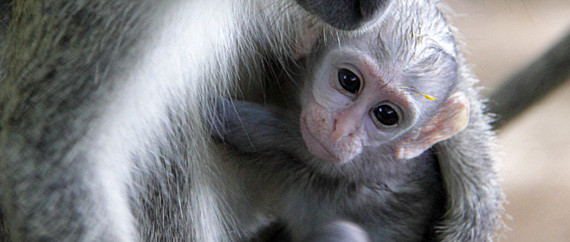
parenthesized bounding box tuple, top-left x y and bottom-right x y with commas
(83, 0, 244, 241)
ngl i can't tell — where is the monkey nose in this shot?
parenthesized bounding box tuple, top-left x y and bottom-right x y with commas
(331, 118, 355, 143)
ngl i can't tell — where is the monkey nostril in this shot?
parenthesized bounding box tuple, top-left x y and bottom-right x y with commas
(333, 119, 338, 131)
(332, 119, 352, 143)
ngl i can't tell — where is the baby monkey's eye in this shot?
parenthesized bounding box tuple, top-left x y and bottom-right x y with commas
(337, 68, 360, 94)
(372, 104, 399, 126)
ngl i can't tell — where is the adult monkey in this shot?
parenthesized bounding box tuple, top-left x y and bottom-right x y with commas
(0, 1, 502, 242)
(0, 0, 392, 241)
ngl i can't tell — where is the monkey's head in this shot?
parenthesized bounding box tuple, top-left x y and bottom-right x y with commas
(295, 0, 393, 30)
(299, 4, 470, 164)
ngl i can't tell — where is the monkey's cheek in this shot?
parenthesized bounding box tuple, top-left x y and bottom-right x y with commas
(300, 116, 340, 163)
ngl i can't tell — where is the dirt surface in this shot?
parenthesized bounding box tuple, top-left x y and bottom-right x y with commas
(448, 0, 570, 241)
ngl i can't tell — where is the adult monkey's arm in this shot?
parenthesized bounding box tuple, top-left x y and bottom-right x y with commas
(0, 0, 392, 241)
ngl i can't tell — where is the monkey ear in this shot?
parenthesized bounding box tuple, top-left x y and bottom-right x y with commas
(394, 92, 470, 160)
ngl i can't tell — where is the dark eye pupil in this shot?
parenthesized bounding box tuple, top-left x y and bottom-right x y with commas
(338, 69, 360, 94)
(374, 105, 399, 126)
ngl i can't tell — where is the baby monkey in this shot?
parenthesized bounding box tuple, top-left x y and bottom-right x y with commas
(210, 3, 470, 241)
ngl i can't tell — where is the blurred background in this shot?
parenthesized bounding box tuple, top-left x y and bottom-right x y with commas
(447, 0, 570, 241)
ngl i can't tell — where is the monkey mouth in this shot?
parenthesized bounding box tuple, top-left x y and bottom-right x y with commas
(300, 117, 341, 163)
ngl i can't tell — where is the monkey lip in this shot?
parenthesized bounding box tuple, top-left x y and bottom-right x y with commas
(300, 117, 341, 163)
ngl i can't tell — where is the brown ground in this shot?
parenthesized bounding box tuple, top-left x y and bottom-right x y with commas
(448, 0, 570, 241)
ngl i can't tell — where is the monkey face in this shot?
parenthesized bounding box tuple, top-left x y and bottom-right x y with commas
(299, 48, 420, 163)
(299, 40, 469, 163)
